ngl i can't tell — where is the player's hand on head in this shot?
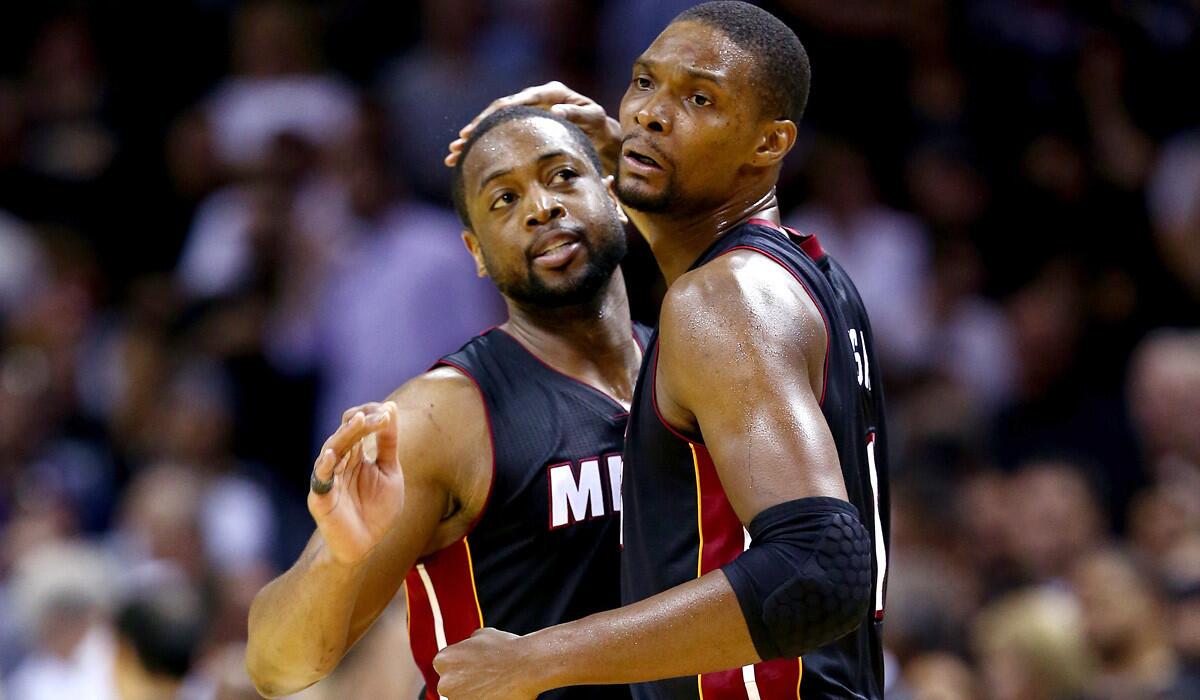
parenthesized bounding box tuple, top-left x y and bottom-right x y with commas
(308, 401, 405, 566)
(445, 81, 621, 173)
(433, 628, 539, 700)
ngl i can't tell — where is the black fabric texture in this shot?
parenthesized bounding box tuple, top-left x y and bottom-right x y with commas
(721, 497, 872, 660)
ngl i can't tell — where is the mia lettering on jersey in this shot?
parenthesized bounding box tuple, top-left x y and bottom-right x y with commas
(547, 454, 623, 529)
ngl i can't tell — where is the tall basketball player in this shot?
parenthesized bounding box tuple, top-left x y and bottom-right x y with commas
(436, 3, 889, 700)
(246, 107, 645, 700)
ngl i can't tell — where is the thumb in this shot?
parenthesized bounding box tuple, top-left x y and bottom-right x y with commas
(375, 402, 401, 471)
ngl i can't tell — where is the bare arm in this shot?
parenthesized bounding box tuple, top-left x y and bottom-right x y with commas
(434, 252, 847, 696)
(246, 368, 489, 697)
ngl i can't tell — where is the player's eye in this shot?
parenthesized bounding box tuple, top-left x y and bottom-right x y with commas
(551, 168, 579, 184)
(490, 191, 517, 210)
(634, 76, 652, 90)
(690, 94, 712, 107)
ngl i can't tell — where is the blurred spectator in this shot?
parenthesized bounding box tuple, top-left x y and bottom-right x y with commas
(1004, 460, 1105, 586)
(205, 0, 358, 174)
(973, 587, 1092, 700)
(110, 464, 206, 584)
(377, 0, 540, 201)
(787, 139, 934, 376)
(262, 102, 505, 437)
(0, 211, 47, 321)
(903, 652, 979, 700)
(1146, 129, 1200, 304)
(112, 579, 208, 700)
(1129, 330, 1200, 474)
(21, 13, 116, 184)
(1070, 549, 1188, 699)
(3, 542, 119, 700)
(1128, 485, 1200, 578)
(1162, 533, 1200, 695)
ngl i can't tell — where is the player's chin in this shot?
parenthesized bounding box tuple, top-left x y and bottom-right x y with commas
(534, 267, 604, 305)
(615, 177, 670, 213)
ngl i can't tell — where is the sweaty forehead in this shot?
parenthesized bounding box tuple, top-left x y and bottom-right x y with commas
(640, 20, 753, 80)
(463, 117, 584, 190)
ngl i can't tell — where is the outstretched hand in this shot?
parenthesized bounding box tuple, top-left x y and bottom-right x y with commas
(308, 401, 406, 565)
(445, 81, 621, 174)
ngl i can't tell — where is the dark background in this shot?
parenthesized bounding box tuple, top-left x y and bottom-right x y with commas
(1, 1, 1198, 698)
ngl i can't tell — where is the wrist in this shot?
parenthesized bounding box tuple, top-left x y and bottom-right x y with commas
(312, 537, 371, 581)
(600, 119, 622, 176)
(518, 626, 573, 693)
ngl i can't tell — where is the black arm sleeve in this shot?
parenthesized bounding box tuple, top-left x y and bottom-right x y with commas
(720, 497, 873, 660)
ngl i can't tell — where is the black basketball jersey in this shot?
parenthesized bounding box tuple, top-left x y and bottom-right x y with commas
(621, 221, 890, 700)
(405, 326, 649, 700)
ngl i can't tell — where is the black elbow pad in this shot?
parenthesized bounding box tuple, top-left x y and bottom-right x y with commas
(721, 497, 872, 660)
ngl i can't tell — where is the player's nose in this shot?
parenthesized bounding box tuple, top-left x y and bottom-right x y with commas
(635, 97, 670, 134)
(524, 192, 565, 228)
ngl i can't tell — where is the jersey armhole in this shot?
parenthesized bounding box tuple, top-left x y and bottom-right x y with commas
(650, 347, 706, 446)
(430, 359, 497, 540)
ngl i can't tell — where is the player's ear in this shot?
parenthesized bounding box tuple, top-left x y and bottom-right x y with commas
(461, 230, 489, 278)
(751, 119, 797, 168)
(604, 175, 629, 224)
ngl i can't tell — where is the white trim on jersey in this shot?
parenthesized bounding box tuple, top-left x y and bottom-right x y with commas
(416, 563, 450, 700)
(867, 437, 886, 616)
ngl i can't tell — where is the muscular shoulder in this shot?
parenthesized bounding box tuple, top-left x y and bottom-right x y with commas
(384, 366, 490, 496)
(389, 365, 483, 421)
(661, 249, 827, 359)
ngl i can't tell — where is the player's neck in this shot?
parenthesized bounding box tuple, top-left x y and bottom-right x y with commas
(629, 186, 781, 286)
(502, 274, 641, 404)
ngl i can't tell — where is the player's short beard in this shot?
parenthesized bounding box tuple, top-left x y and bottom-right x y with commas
(490, 216, 628, 310)
(614, 168, 680, 213)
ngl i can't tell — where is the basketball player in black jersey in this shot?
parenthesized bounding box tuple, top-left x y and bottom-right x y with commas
(436, 3, 888, 700)
(246, 107, 646, 700)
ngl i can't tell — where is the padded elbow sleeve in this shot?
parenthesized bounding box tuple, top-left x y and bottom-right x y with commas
(721, 497, 872, 660)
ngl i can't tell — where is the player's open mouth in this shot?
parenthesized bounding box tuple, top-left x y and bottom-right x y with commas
(532, 234, 583, 268)
(623, 149, 662, 172)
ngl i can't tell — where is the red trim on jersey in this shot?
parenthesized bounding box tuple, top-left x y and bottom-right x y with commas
(693, 444, 753, 699)
(406, 539, 486, 698)
(756, 658, 804, 697)
(403, 574, 440, 699)
(693, 442, 805, 699)
(698, 660, 802, 700)
(746, 218, 827, 264)
(790, 228, 826, 262)
(700, 669, 747, 698)
(434, 359, 496, 536)
(694, 445, 742, 575)
(715, 246, 832, 407)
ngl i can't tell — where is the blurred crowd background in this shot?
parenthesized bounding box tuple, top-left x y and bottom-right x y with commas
(0, 1, 1198, 699)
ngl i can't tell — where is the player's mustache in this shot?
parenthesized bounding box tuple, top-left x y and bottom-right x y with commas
(621, 135, 672, 169)
(526, 222, 588, 259)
